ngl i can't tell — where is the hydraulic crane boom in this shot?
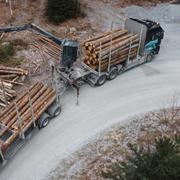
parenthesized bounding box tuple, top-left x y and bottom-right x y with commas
(0, 23, 81, 76)
(0, 23, 62, 45)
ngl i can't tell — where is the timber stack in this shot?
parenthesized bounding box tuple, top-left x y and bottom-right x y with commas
(0, 81, 56, 152)
(0, 66, 28, 108)
(0, 66, 28, 80)
(32, 34, 62, 60)
(83, 29, 140, 71)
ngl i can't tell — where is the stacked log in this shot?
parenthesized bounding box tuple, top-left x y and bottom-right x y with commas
(83, 29, 140, 71)
(0, 80, 15, 107)
(0, 66, 28, 77)
(0, 66, 28, 107)
(0, 81, 56, 151)
(31, 34, 62, 60)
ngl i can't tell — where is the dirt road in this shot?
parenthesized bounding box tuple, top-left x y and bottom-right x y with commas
(0, 3, 180, 180)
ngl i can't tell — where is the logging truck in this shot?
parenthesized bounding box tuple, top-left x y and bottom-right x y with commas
(58, 18, 164, 87)
(0, 17, 164, 164)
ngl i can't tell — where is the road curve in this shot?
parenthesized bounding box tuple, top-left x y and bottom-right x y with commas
(0, 4, 180, 180)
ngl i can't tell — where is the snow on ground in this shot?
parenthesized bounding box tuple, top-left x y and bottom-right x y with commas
(0, 2, 180, 180)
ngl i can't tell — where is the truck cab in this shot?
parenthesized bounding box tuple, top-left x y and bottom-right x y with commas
(130, 18, 164, 54)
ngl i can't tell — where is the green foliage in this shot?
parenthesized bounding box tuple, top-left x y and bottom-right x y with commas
(0, 42, 14, 60)
(46, 0, 82, 24)
(0, 42, 22, 67)
(103, 136, 180, 180)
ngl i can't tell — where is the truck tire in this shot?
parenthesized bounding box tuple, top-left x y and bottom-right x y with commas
(0, 156, 6, 165)
(0, 154, 3, 164)
(96, 75, 107, 86)
(38, 113, 50, 129)
(146, 53, 154, 63)
(46, 104, 61, 118)
(108, 67, 118, 80)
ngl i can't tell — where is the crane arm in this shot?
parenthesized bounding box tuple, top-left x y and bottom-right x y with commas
(0, 23, 62, 45)
(0, 24, 31, 33)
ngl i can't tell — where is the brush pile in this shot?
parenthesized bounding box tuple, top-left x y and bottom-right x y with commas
(83, 29, 140, 71)
(0, 65, 28, 107)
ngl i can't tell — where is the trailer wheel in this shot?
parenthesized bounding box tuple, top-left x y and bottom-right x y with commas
(108, 67, 118, 80)
(47, 104, 61, 118)
(0, 154, 3, 164)
(146, 53, 154, 63)
(38, 113, 50, 129)
(96, 75, 107, 86)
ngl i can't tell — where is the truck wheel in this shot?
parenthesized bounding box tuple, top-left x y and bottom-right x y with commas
(0, 154, 3, 164)
(146, 53, 154, 63)
(108, 67, 118, 80)
(96, 75, 107, 86)
(47, 104, 61, 118)
(38, 113, 50, 129)
(0, 156, 6, 165)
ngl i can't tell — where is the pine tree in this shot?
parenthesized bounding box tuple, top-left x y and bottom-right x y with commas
(46, 0, 81, 24)
(103, 136, 180, 180)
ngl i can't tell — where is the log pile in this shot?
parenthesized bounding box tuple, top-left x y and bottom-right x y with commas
(0, 81, 56, 151)
(0, 80, 15, 107)
(31, 34, 62, 60)
(0, 66, 28, 79)
(83, 29, 140, 71)
(0, 66, 28, 107)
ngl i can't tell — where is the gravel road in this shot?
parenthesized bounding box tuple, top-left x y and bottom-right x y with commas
(0, 3, 180, 180)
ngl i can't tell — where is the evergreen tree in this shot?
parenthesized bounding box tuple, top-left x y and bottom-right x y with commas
(103, 136, 180, 180)
(46, 0, 81, 24)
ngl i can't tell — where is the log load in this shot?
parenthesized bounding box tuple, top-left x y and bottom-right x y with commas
(83, 29, 140, 71)
(0, 66, 28, 108)
(0, 81, 56, 151)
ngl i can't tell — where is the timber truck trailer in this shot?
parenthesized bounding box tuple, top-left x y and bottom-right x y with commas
(0, 18, 164, 164)
(0, 82, 61, 164)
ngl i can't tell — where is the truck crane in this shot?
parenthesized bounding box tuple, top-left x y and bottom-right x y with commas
(0, 17, 164, 164)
